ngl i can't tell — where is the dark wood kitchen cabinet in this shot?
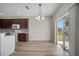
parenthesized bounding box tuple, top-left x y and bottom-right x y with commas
(0, 19, 28, 29)
(3, 19, 13, 28)
(0, 19, 13, 28)
(12, 19, 20, 24)
(0, 19, 2, 28)
(18, 33, 28, 42)
(13, 19, 28, 29)
(20, 19, 28, 29)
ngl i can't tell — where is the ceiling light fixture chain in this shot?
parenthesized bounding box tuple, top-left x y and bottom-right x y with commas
(39, 4, 41, 16)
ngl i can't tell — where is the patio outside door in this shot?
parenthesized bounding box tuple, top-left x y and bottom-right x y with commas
(56, 15, 69, 52)
(63, 16, 69, 52)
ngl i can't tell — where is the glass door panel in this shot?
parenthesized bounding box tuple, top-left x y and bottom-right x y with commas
(64, 20, 69, 51)
(56, 15, 69, 52)
(56, 19, 64, 46)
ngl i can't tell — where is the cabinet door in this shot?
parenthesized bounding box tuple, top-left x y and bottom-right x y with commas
(2, 20, 7, 28)
(5, 36, 15, 56)
(18, 33, 28, 42)
(20, 19, 28, 29)
(0, 19, 2, 28)
(6, 19, 13, 28)
(9, 36, 15, 55)
(1, 19, 13, 28)
(13, 19, 19, 24)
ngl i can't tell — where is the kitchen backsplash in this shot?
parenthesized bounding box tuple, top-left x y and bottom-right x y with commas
(0, 29, 14, 33)
(0, 29, 28, 33)
(14, 29, 28, 33)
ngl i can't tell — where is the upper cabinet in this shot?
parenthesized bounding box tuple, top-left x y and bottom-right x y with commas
(20, 19, 28, 28)
(4, 19, 13, 28)
(0, 19, 28, 29)
(13, 19, 28, 29)
(0, 19, 13, 28)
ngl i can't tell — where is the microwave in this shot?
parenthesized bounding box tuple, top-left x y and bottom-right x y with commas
(12, 24, 20, 29)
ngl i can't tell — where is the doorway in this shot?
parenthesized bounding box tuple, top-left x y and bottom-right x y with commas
(55, 13, 69, 52)
(56, 19, 64, 46)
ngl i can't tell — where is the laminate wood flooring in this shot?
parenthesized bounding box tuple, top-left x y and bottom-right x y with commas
(11, 41, 69, 56)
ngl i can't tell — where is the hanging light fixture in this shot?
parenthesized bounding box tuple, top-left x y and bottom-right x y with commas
(35, 4, 44, 21)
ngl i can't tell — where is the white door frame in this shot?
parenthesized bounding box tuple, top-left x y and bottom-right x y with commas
(55, 12, 69, 44)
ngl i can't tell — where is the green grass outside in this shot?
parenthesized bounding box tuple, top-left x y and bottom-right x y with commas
(57, 34, 69, 41)
(57, 35, 63, 41)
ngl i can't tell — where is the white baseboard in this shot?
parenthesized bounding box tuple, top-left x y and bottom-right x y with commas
(29, 39, 50, 42)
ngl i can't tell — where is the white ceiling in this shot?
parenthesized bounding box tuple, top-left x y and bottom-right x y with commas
(0, 3, 62, 17)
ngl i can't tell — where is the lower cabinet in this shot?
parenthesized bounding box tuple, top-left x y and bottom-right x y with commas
(18, 33, 28, 42)
(5, 35, 15, 56)
(0, 33, 15, 56)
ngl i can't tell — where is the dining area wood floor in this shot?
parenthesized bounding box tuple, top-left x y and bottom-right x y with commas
(11, 41, 69, 56)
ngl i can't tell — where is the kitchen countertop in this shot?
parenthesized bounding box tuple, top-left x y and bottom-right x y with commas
(0, 32, 15, 36)
(5, 34, 15, 36)
(0, 33, 15, 37)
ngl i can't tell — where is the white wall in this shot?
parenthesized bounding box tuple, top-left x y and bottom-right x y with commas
(29, 16, 52, 41)
(75, 4, 79, 56)
(69, 4, 76, 55)
(69, 4, 79, 56)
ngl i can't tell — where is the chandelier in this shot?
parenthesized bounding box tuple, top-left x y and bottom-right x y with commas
(35, 4, 44, 21)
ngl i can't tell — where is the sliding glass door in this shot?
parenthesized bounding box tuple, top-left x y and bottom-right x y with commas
(56, 19, 64, 46)
(63, 17, 69, 51)
(56, 13, 69, 52)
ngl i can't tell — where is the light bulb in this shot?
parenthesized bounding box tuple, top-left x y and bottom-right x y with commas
(38, 15, 41, 18)
(41, 16, 44, 20)
(35, 16, 38, 20)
